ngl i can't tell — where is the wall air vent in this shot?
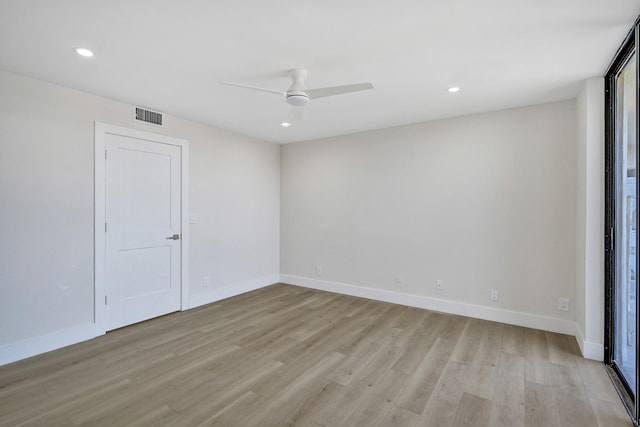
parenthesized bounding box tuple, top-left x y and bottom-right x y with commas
(133, 106, 163, 126)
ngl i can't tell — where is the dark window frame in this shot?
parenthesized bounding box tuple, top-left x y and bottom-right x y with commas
(604, 19, 640, 426)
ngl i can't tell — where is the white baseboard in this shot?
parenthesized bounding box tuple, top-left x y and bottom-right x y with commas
(576, 324, 604, 361)
(0, 323, 95, 366)
(281, 274, 577, 336)
(2, 275, 597, 366)
(188, 274, 279, 309)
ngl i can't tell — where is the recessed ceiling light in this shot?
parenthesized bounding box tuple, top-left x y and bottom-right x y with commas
(281, 122, 291, 128)
(448, 87, 460, 93)
(74, 47, 94, 57)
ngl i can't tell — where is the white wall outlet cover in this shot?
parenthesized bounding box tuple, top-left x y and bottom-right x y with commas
(558, 297, 570, 311)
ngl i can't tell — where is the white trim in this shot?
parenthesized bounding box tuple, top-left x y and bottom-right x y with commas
(576, 324, 586, 355)
(0, 324, 95, 366)
(188, 275, 279, 309)
(94, 122, 107, 335)
(94, 122, 189, 335)
(179, 140, 190, 311)
(581, 342, 605, 361)
(281, 274, 577, 336)
(576, 324, 604, 361)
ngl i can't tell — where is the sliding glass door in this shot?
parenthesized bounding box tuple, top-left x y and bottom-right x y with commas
(605, 22, 639, 424)
(613, 49, 637, 395)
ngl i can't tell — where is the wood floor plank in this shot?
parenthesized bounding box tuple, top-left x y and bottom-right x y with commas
(501, 324, 526, 356)
(545, 331, 579, 367)
(0, 283, 630, 427)
(168, 359, 283, 417)
(543, 362, 585, 392)
(311, 383, 369, 427)
(438, 314, 469, 343)
(489, 402, 525, 427)
(327, 331, 396, 386)
(392, 313, 443, 374)
(241, 352, 346, 427)
(463, 364, 497, 400)
(387, 306, 427, 330)
(195, 391, 265, 427)
(339, 391, 390, 427)
(335, 303, 405, 357)
(416, 360, 466, 426)
(492, 352, 525, 410)
(372, 404, 420, 427)
(369, 367, 411, 403)
(288, 381, 345, 427)
(576, 356, 624, 404)
(273, 315, 363, 365)
(395, 338, 452, 414)
(451, 392, 493, 427)
(554, 386, 598, 427)
(524, 328, 550, 385)
(353, 342, 405, 390)
(524, 380, 561, 427)
(6, 378, 133, 427)
(459, 321, 502, 401)
(470, 319, 504, 367)
(589, 397, 634, 427)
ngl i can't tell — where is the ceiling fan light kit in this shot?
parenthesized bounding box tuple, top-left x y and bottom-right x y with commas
(285, 91, 310, 106)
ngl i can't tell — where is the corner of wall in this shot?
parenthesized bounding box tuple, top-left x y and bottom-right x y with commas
(188, 274, 280, 309)
(575, 76, 606, 359)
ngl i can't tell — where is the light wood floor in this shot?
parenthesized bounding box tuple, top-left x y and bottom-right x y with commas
(0, 284, 632, 426)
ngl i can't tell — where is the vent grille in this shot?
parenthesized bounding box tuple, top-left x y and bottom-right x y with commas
(134, 107, 163, 126)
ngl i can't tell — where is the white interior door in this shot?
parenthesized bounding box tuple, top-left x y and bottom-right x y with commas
(105, 134, 182, 331)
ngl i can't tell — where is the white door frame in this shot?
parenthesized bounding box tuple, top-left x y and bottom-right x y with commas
(94, 122, 189, 336)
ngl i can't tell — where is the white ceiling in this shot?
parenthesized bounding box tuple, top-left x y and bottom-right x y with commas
(1, 1, 639, 144)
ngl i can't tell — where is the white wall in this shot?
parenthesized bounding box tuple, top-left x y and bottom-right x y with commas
(0, 70, 280, 364)
(0, 67, 602, 364)
(281, 101, 578, 334)
(575, 78, 605, 360)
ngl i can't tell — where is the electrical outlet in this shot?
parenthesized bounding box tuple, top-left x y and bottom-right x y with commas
(558, 297, 570, 312)
(490, 289, 499, 302)
(203, 276, 210, 288)
(395, 277, 402, 288)
(316, 265, 322, 276)
(436, 280, 443, 290)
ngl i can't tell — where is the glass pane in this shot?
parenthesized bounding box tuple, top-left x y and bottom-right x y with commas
(615, 52, 637, 396)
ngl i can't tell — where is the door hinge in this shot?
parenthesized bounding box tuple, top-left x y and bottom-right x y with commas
(105, 222, 108, 232)
(105, 295, 107, 305)
(105, 149, 107, 160)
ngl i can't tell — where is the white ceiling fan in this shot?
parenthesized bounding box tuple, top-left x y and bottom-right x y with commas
(220, 68, 374, 108)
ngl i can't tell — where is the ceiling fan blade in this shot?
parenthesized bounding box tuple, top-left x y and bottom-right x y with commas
(305, 82, 373, 99)
(219, 81, 284, 96)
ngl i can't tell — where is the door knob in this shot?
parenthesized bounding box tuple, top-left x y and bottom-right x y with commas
(166, 234, 180, 240)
